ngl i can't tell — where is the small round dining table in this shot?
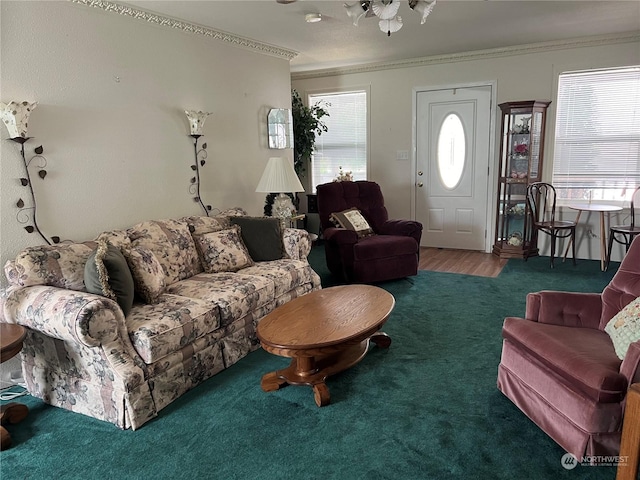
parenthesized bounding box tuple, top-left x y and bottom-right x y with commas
(563, 203, 623, 271)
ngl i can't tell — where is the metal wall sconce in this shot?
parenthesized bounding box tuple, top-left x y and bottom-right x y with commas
(1, 101, 59, 245)
(185, 110, 212, 216)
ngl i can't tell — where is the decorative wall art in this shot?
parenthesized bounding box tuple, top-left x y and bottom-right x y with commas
(267, 108, 293, 149)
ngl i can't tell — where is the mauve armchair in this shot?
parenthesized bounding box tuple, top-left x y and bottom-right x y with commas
(316, 181, 422, 283)
(497, 236, 640, 458)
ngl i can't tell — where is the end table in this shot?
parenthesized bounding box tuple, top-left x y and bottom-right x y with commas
(1, 323, 28, 450)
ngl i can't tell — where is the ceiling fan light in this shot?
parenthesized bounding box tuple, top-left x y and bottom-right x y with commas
(344, 2, 368, 26)
(379, 15, 402, 36)
(372, 0, 400, 20)
(411, 0, 436, 25)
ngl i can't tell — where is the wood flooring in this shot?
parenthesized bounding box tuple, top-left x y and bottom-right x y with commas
(419, 247, 508, 278)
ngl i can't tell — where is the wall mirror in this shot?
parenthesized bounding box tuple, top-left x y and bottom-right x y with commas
(268, 108, 293, 149)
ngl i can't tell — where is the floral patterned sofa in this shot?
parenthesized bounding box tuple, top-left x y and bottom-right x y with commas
(2, 210, 321, 430)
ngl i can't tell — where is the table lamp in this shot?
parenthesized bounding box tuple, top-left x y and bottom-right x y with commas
(256, 157, 304, 219)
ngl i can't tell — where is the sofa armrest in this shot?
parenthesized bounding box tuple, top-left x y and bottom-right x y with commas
(377, 219, 423, 239)
(621, 341, 640, 386)
(3, 285, 123, 348)
(283, 228, 313, 260)
(525, 291, 603, 329)
(323, 227, 358, 245)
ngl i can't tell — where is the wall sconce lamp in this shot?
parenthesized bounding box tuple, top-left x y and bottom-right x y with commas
(1, 101, 59, 245)
(185, 110, 212, 216)
(256, 157, 304, 219)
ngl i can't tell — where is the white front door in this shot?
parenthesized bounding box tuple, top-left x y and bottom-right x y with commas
(415, 86, 492, 250)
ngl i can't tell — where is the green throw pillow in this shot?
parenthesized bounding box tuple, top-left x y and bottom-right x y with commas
(229, 216, 284, 262)
(85, 239, 135, 316)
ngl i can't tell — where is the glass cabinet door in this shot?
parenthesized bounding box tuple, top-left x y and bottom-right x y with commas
(495, 180, 529, 249)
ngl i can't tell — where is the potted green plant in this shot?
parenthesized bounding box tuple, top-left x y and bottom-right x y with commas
(291, 89, 329, 176)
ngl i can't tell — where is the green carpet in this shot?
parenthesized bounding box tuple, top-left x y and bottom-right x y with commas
(0, 248, 622, 480)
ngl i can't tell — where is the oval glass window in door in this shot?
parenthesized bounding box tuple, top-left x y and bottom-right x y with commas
(437, 113, 466, 189)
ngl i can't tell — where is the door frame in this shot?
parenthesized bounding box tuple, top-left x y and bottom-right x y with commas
(411, 81, 498, 253)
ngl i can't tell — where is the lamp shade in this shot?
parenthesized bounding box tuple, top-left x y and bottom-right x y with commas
(412, 0, 436, 24)
(372, 0, 400, 20)
(379, 15, 402, 35)
(185, 110, 211, 136)
(256, 157, 304, 193)
(345, 2, 368, 26)
(0, 101, 37, 139)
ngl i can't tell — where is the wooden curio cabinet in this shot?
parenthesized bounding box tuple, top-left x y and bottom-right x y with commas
(492, 100, 551, 259)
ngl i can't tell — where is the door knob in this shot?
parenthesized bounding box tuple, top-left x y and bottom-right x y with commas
(417, 171, 423, 176)
(417, 182, 424, 187)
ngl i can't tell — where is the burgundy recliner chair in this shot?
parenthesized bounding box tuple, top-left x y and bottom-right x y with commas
(316, 181, 422, 283)
(498, 236, 640, 458)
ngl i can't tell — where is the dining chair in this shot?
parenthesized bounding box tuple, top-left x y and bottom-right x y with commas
(526, 182, 577, 268)
(606, 186, 640, 271)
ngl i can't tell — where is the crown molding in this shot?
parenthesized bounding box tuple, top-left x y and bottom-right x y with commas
(291, 31, 640, 80)
(69, 0, 298, 61)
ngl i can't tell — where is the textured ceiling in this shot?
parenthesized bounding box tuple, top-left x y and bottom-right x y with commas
(123, 1, 640, 72)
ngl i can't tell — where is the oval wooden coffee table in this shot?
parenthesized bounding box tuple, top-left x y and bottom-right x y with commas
(257, 285, 395, 407)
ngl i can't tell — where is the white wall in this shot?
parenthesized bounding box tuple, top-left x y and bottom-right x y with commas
(292, 36, 640, 261)
(0, 1, 293, 280)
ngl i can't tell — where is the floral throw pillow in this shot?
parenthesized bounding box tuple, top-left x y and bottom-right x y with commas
(330, 208, 375, 238)
(605, 296, 640, 360)
(184, 215, 228, 236)
(123, 246, 166, 304)
(194, 225, 254, 273)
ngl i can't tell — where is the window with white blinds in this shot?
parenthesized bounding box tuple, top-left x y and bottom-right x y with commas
(552, 66, 640, 205)
(310, 90, 367, 192)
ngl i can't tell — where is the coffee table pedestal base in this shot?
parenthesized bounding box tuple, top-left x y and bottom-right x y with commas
(0, 403, 29, 450)
(260, 332, 391, 407)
